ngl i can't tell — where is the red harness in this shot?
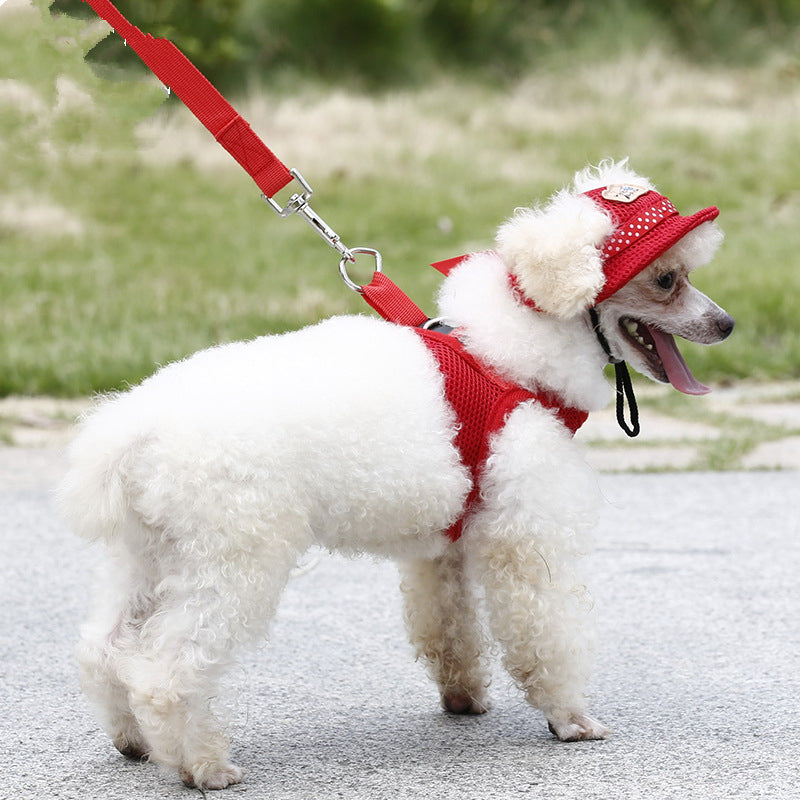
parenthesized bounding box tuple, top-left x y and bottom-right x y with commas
(360, 274, 588, 541)
(417, 328, 587, 540)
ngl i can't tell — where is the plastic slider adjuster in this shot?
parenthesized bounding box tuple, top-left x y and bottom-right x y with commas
(420, 317, 455, 335)
(263, 168, 354, 263)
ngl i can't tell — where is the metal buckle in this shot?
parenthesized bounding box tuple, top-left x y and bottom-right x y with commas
(262, 168, 313, 218)
(263, 168, 355, 263)
(265, 168, 383, 292)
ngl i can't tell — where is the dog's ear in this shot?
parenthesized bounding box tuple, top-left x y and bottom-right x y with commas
(496, 191, 614, 318)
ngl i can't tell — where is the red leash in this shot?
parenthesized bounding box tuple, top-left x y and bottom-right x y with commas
(81, 0, 292, 199)
(81, 0, 429, 322)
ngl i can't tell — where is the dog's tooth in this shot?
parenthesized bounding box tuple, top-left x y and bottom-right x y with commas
(624, 319, 639, 335)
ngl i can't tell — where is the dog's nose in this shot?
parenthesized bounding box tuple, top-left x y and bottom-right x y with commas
(717, 313, 735, 338)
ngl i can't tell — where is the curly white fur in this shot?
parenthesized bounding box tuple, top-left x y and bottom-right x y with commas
(496, 157, 661, 318)
(60, 159, 728, 789)
(496, 193, 613, 318)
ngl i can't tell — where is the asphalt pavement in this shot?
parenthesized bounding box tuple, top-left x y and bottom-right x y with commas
(1, 441, 799, 800)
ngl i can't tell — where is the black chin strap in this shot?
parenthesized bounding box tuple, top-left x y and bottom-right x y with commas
(588, 307, 640, 438)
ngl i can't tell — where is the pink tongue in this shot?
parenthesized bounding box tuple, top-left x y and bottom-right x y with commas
(648, 327, 711, 395)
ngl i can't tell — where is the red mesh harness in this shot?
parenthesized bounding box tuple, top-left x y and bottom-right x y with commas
(417, 328, 587, 540)
(360, 270, 588, 542)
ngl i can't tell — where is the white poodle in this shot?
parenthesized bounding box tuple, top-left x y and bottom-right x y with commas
(59, 159, 734, 789)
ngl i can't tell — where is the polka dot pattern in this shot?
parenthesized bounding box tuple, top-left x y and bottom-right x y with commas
(601, 199, 678, 257)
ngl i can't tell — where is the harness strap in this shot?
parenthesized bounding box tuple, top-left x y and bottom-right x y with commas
(81, 0, 292, 199)
(360, 272, 429, 327)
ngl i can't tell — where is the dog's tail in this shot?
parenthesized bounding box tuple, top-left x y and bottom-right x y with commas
(56, 394, 138, 544)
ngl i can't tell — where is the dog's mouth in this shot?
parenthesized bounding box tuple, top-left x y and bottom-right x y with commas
(619, 317, 710, 395)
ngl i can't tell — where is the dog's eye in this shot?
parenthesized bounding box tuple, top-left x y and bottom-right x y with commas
(657, 272, 675, 290)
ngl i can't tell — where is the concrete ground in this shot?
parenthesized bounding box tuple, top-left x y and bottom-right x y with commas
(1, 386, 798, 800)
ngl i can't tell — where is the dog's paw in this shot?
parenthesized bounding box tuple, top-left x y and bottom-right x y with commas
(547, 713, 610, 742)
(113, 733, 149, 761)
(443, 692, 490, 715)
(180, 762, 243, 790)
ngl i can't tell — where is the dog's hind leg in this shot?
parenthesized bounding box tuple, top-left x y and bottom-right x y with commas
(76, 552, 153, 761)
(399, 540, 490, 714)
(121, 625, 242, 789)
(473, 528, 609, 741)
(116, 520, 310, 790)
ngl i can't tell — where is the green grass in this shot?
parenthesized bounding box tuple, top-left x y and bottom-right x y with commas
(2, 2, 800, 396)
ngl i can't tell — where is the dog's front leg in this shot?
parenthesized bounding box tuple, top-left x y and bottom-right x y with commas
(471, 524, 609, 741)
(468, 408, 610, 740)
(399, 540, 490, 714)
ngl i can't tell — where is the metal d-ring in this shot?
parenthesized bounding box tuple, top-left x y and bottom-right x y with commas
(339, 247, 383, 293)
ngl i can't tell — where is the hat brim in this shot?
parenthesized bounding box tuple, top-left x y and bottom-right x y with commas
(595, 205, 719, 304)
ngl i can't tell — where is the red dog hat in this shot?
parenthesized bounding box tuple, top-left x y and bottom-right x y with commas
(584, 184, 719, 304)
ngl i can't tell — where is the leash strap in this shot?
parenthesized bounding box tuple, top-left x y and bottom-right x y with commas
(81, 0, 292, 199)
